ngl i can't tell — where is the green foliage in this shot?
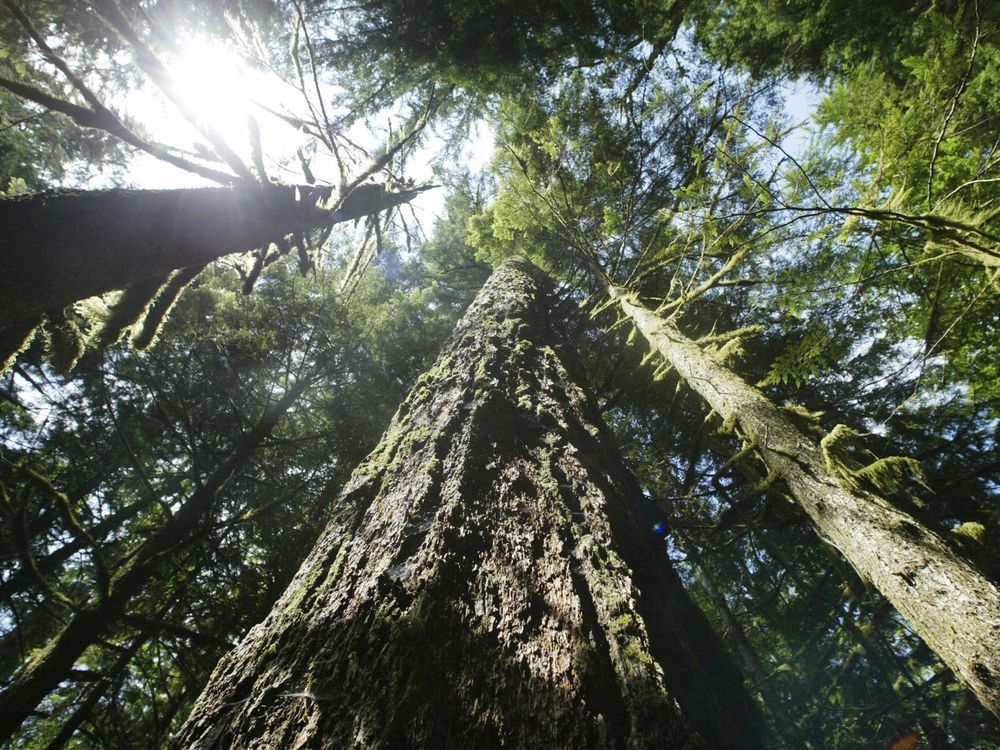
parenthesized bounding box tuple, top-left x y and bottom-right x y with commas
(323, 0, 681, 93)
(759, 328, 830, 387)
(690, 0, 953, 79)
(0, 1, 129, 191)
(2, 0, 1000, 747)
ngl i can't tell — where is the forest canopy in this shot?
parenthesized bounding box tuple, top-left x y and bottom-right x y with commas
(0, 0, 998, 748)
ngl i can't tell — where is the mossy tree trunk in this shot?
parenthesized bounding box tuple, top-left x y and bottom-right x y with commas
(0, 186, 324, 336)
(170, 258, 764, 749)
(611, 287, 1000, 720)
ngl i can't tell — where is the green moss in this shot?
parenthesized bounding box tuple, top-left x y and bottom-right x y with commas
(571, 640, 597, 675)
(717, 412, 736, 435)
(820, 424, 863, 476)
(322, 545, 350, 590)
(698, 325, 764, 346)
(712, 337, 744, 365)
(621, 641, 655, 669)
(820, 424, 926, 495)
(853, 456, 928, 494)
(720, 440, 756, 473)
(515, 382, 533, 410)
(782, 401, 825, 422)
(535, 447, 562, 497)
(514, 338, 536, 357)
(475, 358, 491, 381)
(276, 543, 351, 626)
(750, 469, 781, 495)
(278, 560, 326, 621)
(573, 534, 597, 561)
(952, 521, 986, 544)
(780, 401, 826, 437)
(612, 613, 635, 632)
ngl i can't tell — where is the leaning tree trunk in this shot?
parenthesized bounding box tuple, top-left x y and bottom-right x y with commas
(610, 286, 1000, 720)
(0, 185, 322, 329)
(170, 258, 765, 750)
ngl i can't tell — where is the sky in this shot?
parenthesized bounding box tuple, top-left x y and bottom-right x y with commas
(95, 28, 820, 251)
(102, 33, 494, 230)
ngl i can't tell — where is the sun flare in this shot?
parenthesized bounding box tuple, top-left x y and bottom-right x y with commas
(169, 37, 255, 139)
(118, 34, 303, 186)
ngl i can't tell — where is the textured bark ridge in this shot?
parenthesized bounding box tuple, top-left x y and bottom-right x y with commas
(171, 258, 763, 749)
(611, 287, 1000, 720)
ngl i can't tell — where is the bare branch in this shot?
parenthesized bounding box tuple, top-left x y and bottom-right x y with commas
(0, 74, 237, 184)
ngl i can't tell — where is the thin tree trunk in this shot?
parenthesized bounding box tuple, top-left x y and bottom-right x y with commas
(170, 258, 764, 749)
(0, 378, 309, 744)
(0, 186, 323, 328)
(611, 287, 1000, 719)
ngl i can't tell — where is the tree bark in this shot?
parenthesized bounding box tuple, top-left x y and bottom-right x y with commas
(611, 287, 1000, 719)
(170, 258, 764, 749)
(0, 186, 324, 330)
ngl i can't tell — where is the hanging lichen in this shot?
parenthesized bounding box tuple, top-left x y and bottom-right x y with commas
(696, 325, 764, 347)
(94, 273, 171, 349)
(133, 265, 205, 350)
(0, 318, 39, 375)
(45, 309, 85, 374)
(651, 360, 673, 382)
(241, 247, 270, 295)
(696, 324, 763, 367)
(820, 424, 927, 496)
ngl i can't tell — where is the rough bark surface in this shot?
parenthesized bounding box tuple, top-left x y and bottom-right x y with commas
(171, 258, 764, 750)
(612, 287, 1000, 720)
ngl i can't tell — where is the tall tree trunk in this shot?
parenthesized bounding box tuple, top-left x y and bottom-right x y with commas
(0, 186, 323, 330)
(170, 258, 764, 749)
(610, 287, 1000, 719)
(0, 378, 309, 744)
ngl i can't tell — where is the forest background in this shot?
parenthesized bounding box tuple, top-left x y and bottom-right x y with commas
(0, 0, 998, 747)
